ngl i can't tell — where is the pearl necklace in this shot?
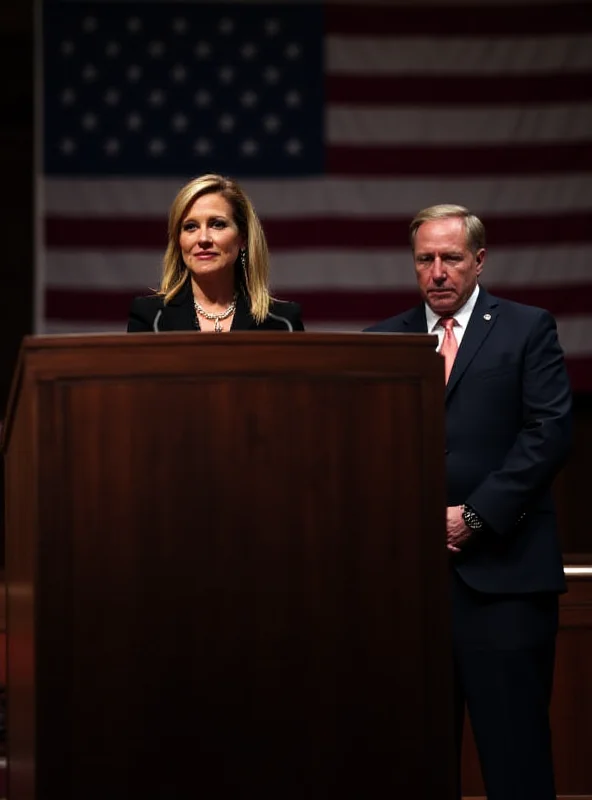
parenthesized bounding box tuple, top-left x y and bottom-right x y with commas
(193, 296, 237, 333)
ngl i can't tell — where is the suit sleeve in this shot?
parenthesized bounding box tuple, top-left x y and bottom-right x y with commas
(127, 297, 157, 332)
(466, 310, 572, 536)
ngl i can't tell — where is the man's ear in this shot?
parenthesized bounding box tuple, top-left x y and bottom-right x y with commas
(475, 248, 486, 275)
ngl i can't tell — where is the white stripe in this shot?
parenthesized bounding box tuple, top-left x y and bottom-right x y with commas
(45, 247, 592, 291)
(328, 36, 592, 75)
(44, 176, 592, 217)
(556, 316, 592, 356)
(40, 316, 592, 357)
(328, 105, 592, 145)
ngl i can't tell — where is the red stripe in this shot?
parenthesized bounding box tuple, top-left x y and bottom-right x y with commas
(327, 3, 592, 36)
(328, 74, 592, 106)
(42, 289, 592, 392)
(284, 288, 592, 321)
(45, 214, 592, 250)
(565, 358, 592, 393)
(45, 285, 592, 322)
(327, 143, 592, 176)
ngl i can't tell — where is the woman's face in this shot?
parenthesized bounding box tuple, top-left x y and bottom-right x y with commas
(179, 192, 244, 280)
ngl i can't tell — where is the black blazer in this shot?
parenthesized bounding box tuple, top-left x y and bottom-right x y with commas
(127, 280, 304, 333)
(365, 287, 572, 594)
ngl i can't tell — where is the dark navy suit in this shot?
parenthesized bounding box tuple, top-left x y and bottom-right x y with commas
(366, 286, 572, 799)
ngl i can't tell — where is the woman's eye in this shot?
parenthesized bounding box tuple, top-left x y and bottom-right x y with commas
(212, 220, 226, 229)
(183, 222, 196, 231)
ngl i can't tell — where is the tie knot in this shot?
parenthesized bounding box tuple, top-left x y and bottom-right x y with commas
(439, 317, 456, 332)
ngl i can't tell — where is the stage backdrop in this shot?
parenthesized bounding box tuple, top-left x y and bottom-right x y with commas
(39, 0, 592, 391)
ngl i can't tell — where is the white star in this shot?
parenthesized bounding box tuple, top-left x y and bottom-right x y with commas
(219, 66, 234, 84)
(193, 138, 212, 155)
(104, 89, 120, 106)
(285, 90, 301, 108)
(61, 40, 75, 56)
(127, 17, 142, 34)
(127, 113, 142, 131)
(285, 43, 302, 60)
(105, 41, 121, 58)
(263, 114, 281, 133)
(172, 113, 188, 132)
(82, 16, 97, 33)
(219, 17, 234, 35)
(240, 90, 258, 109)
(148, 138, 166, 156)
(127, 64, 142, 82)
(60, 138, 76, 155)
(194, 41, 211, 60)
(240, 43, 257, 60)
(241, 139, 259, 156)
(171, 64, 187, 83)
(82, 64, 98, 82)
(81, 113, 97, 130)
(285, 138, 303, 156)
(148, 89, 166, 107)
(104, 138, 120, 156)
(148, 41, 165, 58)
(61, 88, 76, 106)
(263, 66, 280, 85)
(219, 114, 235, 133)
(172, 17, 188, 35)
(264, 19, 281, 36)
(194, 89, 211, 107)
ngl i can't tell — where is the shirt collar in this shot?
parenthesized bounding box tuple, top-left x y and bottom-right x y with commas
(425, 283, 481, 333)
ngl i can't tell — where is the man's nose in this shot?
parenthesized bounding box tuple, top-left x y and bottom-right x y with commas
(431, 257, 446, 280)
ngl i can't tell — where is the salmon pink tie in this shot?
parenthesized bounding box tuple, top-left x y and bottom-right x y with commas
(439, 317, 458, 383)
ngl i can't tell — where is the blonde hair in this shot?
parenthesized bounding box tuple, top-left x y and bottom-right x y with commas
(409, 204, 486, 253)
(159, 173, 271, 322)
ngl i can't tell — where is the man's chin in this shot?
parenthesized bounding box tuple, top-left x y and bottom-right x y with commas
(427, 294, 458, 316)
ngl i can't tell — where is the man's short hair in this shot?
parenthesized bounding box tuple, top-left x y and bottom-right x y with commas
(409, 205, 486, 253)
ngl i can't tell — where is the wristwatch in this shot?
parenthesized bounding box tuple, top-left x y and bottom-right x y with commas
(462, 504, 484, 532)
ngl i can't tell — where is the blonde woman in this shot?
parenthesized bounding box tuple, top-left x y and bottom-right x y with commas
(128, 174, 304, 332)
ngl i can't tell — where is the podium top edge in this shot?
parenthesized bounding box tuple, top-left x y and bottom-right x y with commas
(23, 331, 438, 350)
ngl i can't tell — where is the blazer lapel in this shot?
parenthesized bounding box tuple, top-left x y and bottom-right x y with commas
(161, 279, 196, 331)
(230, 292, 256, 331)
(445, 288, 499, 398)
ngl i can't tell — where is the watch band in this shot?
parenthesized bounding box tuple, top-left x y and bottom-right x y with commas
(462, 504, 484, 532)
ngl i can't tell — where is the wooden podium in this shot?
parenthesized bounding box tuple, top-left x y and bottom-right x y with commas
(2, 332, 454, 799)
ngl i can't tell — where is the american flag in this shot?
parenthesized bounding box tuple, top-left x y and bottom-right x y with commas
(41, 0, 592, 391)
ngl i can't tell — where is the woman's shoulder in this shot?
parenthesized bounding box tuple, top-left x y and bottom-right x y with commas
(268, 298, 305, 330)
(269, 298, 302, 319)
(127, 293, 164, 332)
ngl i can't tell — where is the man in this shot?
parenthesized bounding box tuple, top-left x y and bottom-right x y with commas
(365, 205, 572, 800)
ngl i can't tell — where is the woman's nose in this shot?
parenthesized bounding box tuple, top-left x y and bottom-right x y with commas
(198, 228, 212, 245)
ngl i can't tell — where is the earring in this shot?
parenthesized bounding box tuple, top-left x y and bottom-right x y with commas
(240, 248, 247, 270)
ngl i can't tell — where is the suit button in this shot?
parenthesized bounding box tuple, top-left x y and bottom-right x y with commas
(445, 449, 450, 455)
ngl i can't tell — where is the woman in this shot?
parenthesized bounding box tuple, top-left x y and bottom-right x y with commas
(127, 174, 304, 332)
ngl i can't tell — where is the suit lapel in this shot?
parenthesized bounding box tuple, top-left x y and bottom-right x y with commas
(401, 305, 428, 333)
(445, 288, 498, 399)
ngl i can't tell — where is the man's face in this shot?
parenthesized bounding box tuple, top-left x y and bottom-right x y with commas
(413, 217, 485, 317)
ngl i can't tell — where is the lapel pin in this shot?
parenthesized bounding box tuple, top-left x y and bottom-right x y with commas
(483, 313, 492, 321)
